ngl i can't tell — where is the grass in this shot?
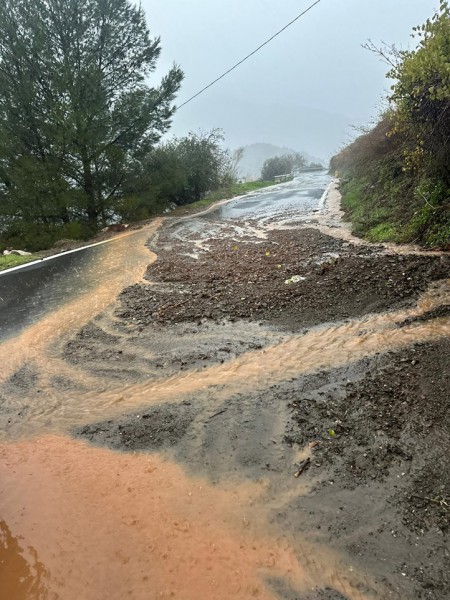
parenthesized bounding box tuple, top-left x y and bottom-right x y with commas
(0, 254, 39, 272)
(366, 223, 399, 243)
(170, 180, 276, 216)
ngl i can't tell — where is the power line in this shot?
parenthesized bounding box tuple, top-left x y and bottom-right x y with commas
(177, 0, 323, 110)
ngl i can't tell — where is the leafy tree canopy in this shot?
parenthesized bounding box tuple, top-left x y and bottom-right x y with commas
(330, 1, 450, 247)
(0, 0, 183, 236)
(261, 153, 305, 180)
(120, 129, 238, 220)
(388, 0, 450, 178)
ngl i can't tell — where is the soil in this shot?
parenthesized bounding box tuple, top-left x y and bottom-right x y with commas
(76, 340, 450, 600)
(71, 214, 450, 600)
(117, 227, 449, 331)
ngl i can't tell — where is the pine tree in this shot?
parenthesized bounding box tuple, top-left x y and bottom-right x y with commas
(0, 0, 183, 236)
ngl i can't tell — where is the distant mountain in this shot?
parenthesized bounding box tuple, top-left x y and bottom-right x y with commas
(236, 143, 323, 180)
(168, 90, 354, 163)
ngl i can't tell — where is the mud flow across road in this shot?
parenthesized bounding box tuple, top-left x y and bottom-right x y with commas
(1, 174, 449, 600)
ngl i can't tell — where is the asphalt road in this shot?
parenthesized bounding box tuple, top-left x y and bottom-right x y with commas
(0, 171, 330, 342)
(0, 245, 106, 341)
(209, 171, 330, 221)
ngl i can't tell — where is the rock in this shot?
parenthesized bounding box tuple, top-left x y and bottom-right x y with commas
(285, 275, 306, 284)
(3, 249, 32, 256)
(101, 224, 129, 233)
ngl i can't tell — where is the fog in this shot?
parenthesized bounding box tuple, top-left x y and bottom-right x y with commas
(142, 0, 439, 159)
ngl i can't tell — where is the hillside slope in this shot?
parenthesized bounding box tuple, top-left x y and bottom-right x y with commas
(330, 3, 450, 248)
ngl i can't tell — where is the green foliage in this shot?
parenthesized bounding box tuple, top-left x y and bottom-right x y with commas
(340, 179, 367, 214)
(389, 1, 450, 180)
(239, 180, 275, 192)
(172, 130, 228, 204)
(0, 0, 183, 244)
(404, 179, 450, 245)
(1, 220, 92, 252)
(331, 2, 450, 248)
(261, 153, 305, 180)
(0, 254, 38, 271)
(366, 223, 399, 243)
(121, 129, 238, 217)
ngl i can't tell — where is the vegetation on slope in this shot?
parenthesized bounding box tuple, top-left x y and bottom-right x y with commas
(330, 1, 450, 247)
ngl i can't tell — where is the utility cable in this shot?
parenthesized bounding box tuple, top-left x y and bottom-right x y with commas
(177, 0, 323, 109)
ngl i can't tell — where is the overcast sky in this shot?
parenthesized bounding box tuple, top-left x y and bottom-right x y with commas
(141, 0, 440, 159)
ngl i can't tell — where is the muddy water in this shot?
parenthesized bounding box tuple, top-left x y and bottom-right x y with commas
(1, 185, 449, 599)
(0, 223, 159, 383)
(1, 279, 449, 440)
(0, 435, 384, 600)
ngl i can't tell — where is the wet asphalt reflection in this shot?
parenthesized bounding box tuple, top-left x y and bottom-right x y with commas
(0, 247, 102, 341)
(204, 171, 330, 221)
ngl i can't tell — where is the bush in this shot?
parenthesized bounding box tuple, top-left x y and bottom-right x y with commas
(330, 3, 450, 248)
(1, 221, 92, 252)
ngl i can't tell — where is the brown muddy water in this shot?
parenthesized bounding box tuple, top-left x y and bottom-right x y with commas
(1, 185, 449, 599)
(0, 435, 383, 600)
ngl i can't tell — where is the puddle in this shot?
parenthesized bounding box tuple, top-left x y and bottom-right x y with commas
(0, 434, 386, 600)
(0, 520, 50, 600)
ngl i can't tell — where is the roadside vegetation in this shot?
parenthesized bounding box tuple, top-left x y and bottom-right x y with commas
(0, 0, 244, 254)
(170, 180, 276, 216)
(330, 1, 450, 248)
(118, 129, 245, 221)
(0, 254, 39, 272)
(261, 153, 306, 179)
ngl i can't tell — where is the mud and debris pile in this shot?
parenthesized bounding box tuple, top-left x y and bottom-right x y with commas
(283, 337, 450, 598)
(288, 339, 450, 530)
(117, 227, 449, 330)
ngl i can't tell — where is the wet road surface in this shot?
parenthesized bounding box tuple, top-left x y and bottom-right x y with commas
(206, 171, 330, 221)
(0, 173, 330, 342)
(0, 247, 104, 341)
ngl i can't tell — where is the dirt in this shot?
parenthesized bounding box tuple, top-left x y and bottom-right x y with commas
(63, 316, 279, 383)
(285, 339, 450, 598)
(75, 338, 450, 599)
(117, 227, 449, 331)
(66, 215, 450, 599)
(76, 400, 201, 451)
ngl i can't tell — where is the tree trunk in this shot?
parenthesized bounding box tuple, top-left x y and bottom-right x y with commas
(81, 154, 98, 228)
